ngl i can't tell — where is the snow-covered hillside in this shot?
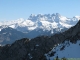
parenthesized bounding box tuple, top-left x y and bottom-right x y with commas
(45, 40, 80, 60)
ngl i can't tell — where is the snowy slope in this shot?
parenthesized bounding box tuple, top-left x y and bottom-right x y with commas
(45, 40, 80, 60)
(0, 13, 80, 35)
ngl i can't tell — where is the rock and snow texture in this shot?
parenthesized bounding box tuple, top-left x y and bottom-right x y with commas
(0, 13, 80, 33)
(45, 40, 80, 60)
(0, 13, 80, 39)
(0, 20, 80, 60)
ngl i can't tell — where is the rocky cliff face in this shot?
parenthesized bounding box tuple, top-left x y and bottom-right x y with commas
(0, 20, 80, 60)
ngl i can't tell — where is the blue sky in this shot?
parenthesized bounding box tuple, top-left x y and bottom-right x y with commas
(0, 0, 80, 21)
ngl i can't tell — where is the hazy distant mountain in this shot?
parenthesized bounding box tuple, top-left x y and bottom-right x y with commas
(0, 27, 27, 45)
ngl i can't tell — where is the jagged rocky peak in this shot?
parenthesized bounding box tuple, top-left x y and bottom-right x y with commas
(51, 13, 56, 16)
(28, 13, 60, 19)
(30, 14, 36, 17)
(28, 13, 62, 22)
(56, 13, 61, 17)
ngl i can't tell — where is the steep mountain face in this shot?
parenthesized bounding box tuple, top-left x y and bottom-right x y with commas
(0, 27, 28, 45)
(0, 20, 80, 60)
(0, 13, 79, 38)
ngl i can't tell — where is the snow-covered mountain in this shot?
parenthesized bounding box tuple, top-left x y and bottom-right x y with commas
(45, 40, 80, 60)
(0, 13, 79, 30)
(0, 13, 80, 38)
(0, 20, 80, 60)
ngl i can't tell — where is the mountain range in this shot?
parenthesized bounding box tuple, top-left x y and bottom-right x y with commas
(0, 16, 80, 60)
(0, 13, 80, 45)
(0, 13, 80, 33)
